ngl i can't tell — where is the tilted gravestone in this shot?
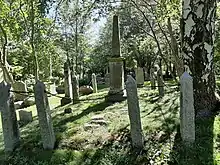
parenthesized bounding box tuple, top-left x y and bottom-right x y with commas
(61, 62, 72, 106)
(150, 68, 156, 89)
(180, 72, 195, 144)
(0, 82, 20, 152)
(34, 81, 55, 150)
(92, 73, 98, 93)
(71, 71, 79, 104)
(13, 81, 28, 101)
(135, 67, 144, 87)
(105, 15, 126, 102)
(126, 75, 144, 149)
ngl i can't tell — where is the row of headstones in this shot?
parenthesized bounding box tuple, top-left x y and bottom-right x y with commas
(136, 66, 164, 97)
(126, 71, 194, 149)
(61, 61, 98, 106)
(0, 81, 55, 152)
(105, 66, 164, 95)
(1, 71, 99, 152)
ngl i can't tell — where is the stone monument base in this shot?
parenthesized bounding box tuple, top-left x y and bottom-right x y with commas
(105, 90, 127, 102)
(61, 97, 72, 106)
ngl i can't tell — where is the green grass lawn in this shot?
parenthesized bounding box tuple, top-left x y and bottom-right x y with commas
(0, 82, 219, 164)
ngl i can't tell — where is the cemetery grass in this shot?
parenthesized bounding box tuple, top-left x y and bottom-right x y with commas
(0, 83, 220, 164)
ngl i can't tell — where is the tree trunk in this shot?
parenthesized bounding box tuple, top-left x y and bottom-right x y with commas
(181, 0, 217, 116)
(167, 17, 184, 77)
(0, 24, 14, 84)
(31, 1, 39, 81)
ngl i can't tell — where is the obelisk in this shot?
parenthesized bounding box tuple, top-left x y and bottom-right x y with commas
(105, 15, 126, 102)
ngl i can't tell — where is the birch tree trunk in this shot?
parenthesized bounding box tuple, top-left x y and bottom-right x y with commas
(181, 0, 217, 116)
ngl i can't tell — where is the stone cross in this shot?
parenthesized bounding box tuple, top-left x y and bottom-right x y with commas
(180, 72, 195, 144)
(150, 68, 156, 89)
(71, 71, 79, 104)
(112, 15, 121, 57)
(92, 73, 97, 93)
(157, 68, 164, 97)
(0, 81, 20, 152)
(34, 81, 55, 150)
(125, 75, 144, 149)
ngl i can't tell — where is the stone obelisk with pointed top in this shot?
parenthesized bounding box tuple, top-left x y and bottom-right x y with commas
(105, 15, 126, 102)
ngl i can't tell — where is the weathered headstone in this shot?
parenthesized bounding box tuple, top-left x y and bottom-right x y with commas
(34, 81, 55, 150)
(105, 73, 110, 86)
(13, 81, 28, 101)
(150, 68, 156, 89)
(125, 75, 144, 149)
(14, 101, 24, 109)
(180, 72, 195, 144)
(71, 71, 79, 104)
(92, 73, 98, 93)
(157, 68, 164, 97)
(79, 86, 93, 95)
(0, 82, 20, 152)
(135, 67, 144, 87)
(19, 110, 33, 123)
(49, 83, 57, 95)
(105, 15, 126, 102)
(61, 62, 72, 106)
(23, 97, 35, 107)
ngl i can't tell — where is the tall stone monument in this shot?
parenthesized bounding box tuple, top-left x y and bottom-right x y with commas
(0, 82, 20, 152)
(34, 81, 55, 149)
(71, 70, 79, 104)
(126, 75, 144, 149)
(61, 61, 72, 106)
(92, 73, 98, 93)
(180, 72, 195, 144)
(105, 15, 126, 102)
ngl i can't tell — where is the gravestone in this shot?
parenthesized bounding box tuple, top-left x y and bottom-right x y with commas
(61, 62, 72, 106)
(157, 68, 164, 97)
(13, 81, 28, 101)
(92, 73, 98, 93)
(34, 81, 55, 150)
(49, 83, 57, 95)
(180, 72, 195, 144)
(0, 82, 20, 152)
(105, 73, 110, 86)
(125, 75, 144, 149)
(135, 67, 144, 87)
(71, 71, 79, 104)
(150, 68, 156, 89)
(23, 97, 35, 107)
(19, 110, 33, 123)
(14, 101, 23, 109)
(105, 15, 126, 102)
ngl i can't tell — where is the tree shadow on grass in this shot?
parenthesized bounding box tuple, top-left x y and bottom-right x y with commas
(0, 101, 114, 164)
(78, 126, 147, 165)
(169, 116, 215, 165)
(53, 101, 114, 132)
